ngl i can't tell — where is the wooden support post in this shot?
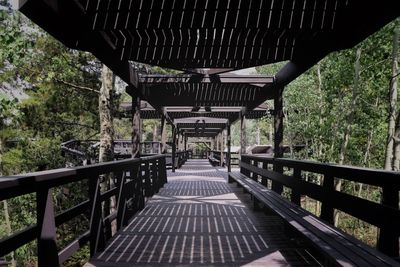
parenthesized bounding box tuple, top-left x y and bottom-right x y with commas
(37, 188, 59, 267)
(160, 116, 167, 153)
(172, 126, 177, 172)
(273, 87, 284, 194)
(240, 111, 246, 156)
(132, 94, 141, 158)
(184, 135, 187, 151)
(227, 123, 231, 172)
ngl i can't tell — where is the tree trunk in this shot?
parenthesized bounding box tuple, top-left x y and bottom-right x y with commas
(316, 62, 325, 160)
(240, 113, 246, 155)
(358, 117, 375, 197)
(285, 109, 294, 157)
(161, 117, 167, 153)
(2, 200, 16, 267)
(392, 113, 400, 171)
(0, 139, 15, 266)
(385, 27, 399, 170)
(99, 65, 115, 163)
(269, 122, 273, 145)
(335, 48, 362, 226)
(363, 98, 378, 168)
(390, 27, 400, 170)
(98, 64, 116, 233)
(153, 124, 158, 142)
(131, 95, 141, 158)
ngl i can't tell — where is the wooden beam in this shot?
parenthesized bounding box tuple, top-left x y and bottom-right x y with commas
(184, 68, 234, 75)
(139, 74, 274, 84)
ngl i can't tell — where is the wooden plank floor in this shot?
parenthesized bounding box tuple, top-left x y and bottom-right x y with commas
(86, 159, 321, 266)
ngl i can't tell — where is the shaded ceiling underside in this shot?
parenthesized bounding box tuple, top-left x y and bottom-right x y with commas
(19, 0, 399, 71)
(18, 0, 400, 137)
(139, 73, 274, 107)
(119, 101, 269, 137)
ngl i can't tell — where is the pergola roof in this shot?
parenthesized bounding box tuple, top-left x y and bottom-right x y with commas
(18, 1, 399, 81)
(19, 0, 399, 72)
(17, 0, 400, 136)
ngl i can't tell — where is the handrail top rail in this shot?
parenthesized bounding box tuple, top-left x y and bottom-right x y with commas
(0, 155, 165, 199)
(0, 154, 165, 179)
(241, 155, 400, 185)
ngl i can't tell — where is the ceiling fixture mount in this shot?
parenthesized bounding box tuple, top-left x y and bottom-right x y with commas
(191, 106, 212, 114)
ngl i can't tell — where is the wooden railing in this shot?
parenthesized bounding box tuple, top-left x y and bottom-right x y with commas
(177, 151, 190, 167)
(240, 155, 400, 257)
(209, 150, 239, 166)
(191, 151, 208, 159)
(165, 150, 190, 169)
(0, 155, 167, 266)
(210, 150, 224, 166)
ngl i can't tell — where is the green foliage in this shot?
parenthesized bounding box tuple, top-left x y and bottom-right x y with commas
(0, 7, 101, 266)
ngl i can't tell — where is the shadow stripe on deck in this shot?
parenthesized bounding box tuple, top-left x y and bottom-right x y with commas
(87, 159, 321, 266)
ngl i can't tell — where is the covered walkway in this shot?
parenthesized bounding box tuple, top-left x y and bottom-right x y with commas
(2, 2, 399, 266)
(86, 160, 320, 266)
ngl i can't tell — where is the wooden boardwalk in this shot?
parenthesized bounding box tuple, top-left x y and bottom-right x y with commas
(86, 160, 321, 266)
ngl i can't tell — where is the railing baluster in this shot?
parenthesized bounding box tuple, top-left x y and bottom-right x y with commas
(136, 164, 145, 210)
(116, 171, 128, 230)
(151, 159, 159, 193)
(241, 156, 251, 176)
(272, 160, 283, 194)
(291, 168, 301, 205)
(143, 161, 152, 197)
(320, 174, 334, 224)
(378, 186, 399, 257)
(261, 161, 268, 187)
(252, 159, 258, 181)
(160, 156, 167, 185)
(37, 188, 59, 267)
(88, 176, 105, 256)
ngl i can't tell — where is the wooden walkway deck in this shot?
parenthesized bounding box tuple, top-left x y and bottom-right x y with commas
(86, 159, 321, 266)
